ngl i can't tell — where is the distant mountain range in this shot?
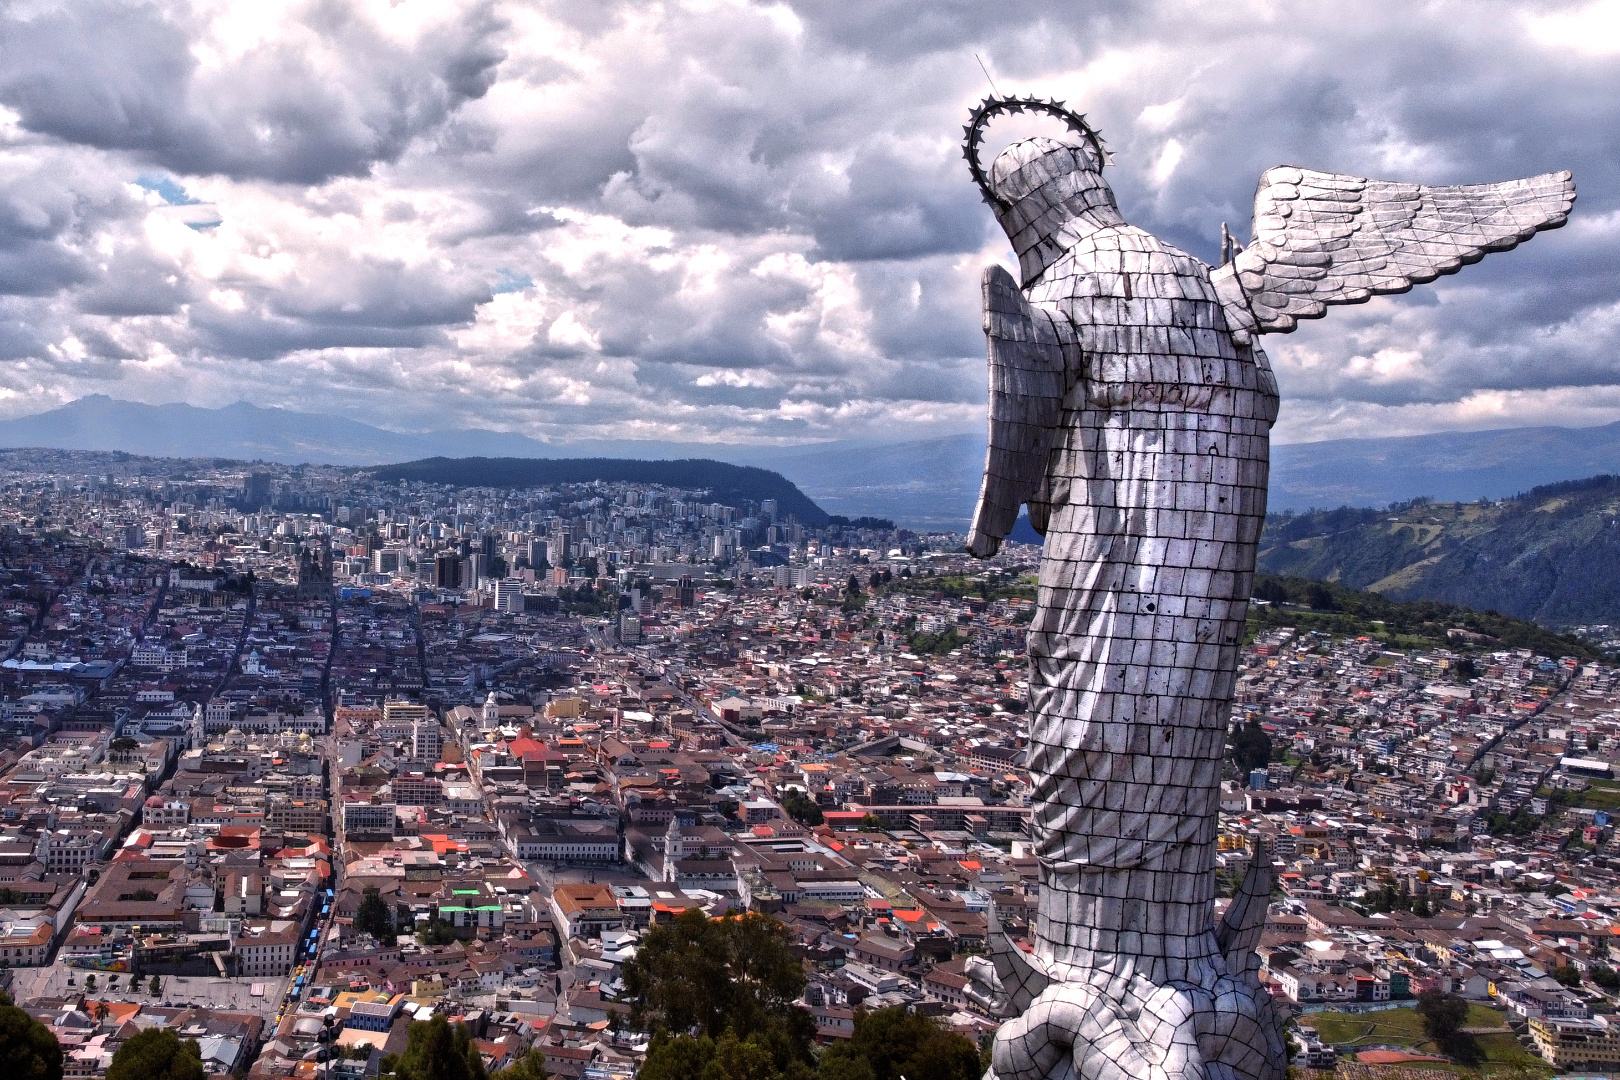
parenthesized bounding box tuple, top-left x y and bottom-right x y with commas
(1266, 423, 1620, 510)
(0, 394, 612, 463)
(13, 396, 1620, 528)
(369, 457, 829, 526)
(1256, 475, 1620, 626)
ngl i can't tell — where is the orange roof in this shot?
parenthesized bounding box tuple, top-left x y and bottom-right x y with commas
(83, 1001, 140, 1023)
(422, 835, 468, 855)
(893, 909, 924, 922)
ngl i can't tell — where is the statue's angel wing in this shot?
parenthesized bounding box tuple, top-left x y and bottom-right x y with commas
(1212, 167, 1575, 335)
(965, 264, 1069, 559)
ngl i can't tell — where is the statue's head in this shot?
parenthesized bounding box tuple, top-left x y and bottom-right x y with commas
(964, 97, 1124, 287)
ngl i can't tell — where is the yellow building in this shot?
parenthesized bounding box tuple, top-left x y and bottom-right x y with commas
(1530, 1015, 1620, 1070)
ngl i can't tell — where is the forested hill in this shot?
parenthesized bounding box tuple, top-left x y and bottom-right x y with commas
(1256, 475, 1620, 627)
(366, 456, 829, 525)
(1248, 573, 1597, 660)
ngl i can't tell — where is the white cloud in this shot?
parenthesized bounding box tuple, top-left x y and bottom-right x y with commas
(0, 0, 1606, 447)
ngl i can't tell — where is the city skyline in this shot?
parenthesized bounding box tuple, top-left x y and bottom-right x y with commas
(0, 1, 1609, 448)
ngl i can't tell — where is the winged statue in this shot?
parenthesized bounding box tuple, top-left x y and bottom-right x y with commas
(957, 95, 1573, 1080)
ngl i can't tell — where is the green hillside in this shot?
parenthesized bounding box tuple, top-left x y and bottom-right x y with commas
(367, 456, 829, 525)
(1247, 574, 1597, 659)
(1256, 475, 1620, 627)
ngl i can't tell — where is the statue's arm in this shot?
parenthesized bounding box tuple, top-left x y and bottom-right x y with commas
(1214, 167, 1574, 337)
(966, 264, 1072, 559)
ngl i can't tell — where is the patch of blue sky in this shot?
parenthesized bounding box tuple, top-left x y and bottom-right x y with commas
(491, 269, 534, 295)
(135, 175, 201, 206)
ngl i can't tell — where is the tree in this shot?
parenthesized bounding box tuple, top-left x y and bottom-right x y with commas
(1416, 990, 1470, 1044)
(355, 886, 397, 945)
(417, 917, 459, 947)
(624, 910, 809, 1043)
(83, 974, 96, 994)
(1592, 965, 1620, 990)
(623, 910, 814, 1080)
(149, 975, 162, 997)
(780, 790, 824, 827)
(0, 987, 63, 1080)
(1230, 720, 1272, 774)
(859, 813, 885, 832)
(818, 1007, 980, 1080)
(639, 1029, 809, 1080)
(381, 1014, 488, 1080)
(1302, 581, 1337, 610)
(1553, 964, 1582, 987)
(493, 1048, 549, 1080)
(107, 1028, 204, 1080)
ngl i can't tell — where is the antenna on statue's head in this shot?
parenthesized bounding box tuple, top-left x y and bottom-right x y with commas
(975, 54, 999, 97)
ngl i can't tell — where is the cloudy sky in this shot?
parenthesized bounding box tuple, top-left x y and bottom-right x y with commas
(0, 0, 1613, 447)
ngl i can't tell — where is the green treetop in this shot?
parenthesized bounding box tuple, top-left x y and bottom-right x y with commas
(0, 988, 63, 1080)
(106, 1027, 204, 1080)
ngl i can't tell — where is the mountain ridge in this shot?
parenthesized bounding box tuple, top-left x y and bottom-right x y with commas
(1255, 474, 1620, 626)
(367, 456, 830, 526)
(13, 396, 1620, 528)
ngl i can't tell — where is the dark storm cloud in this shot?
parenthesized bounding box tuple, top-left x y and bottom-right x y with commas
(266, 259, 492, 330)
(192, 308, 451, 362)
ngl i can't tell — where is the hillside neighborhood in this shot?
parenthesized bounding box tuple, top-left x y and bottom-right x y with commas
(0, 453, 1618, 1076)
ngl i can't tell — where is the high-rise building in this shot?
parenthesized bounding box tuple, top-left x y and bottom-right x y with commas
(412, 718, 443, 762)
(546, 532, 570, 568)
(678, 575, 696, 609)
(243, 472, 273, 509)
(383, 700, 430, 726)
(528, 537, 547, 567)
(494, 579, 524, 613)
(433, 552, 462, 589)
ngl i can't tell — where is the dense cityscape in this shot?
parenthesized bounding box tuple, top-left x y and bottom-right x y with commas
(2, 449, 1620, 1077)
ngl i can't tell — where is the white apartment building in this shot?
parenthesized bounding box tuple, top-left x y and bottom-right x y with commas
(232, 920, 300, 977)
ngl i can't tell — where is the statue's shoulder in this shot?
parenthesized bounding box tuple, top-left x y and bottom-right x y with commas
(1030, 226, 1216, 310)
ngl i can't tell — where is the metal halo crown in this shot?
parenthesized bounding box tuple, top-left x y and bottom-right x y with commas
(962, 95, 1110, 208)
